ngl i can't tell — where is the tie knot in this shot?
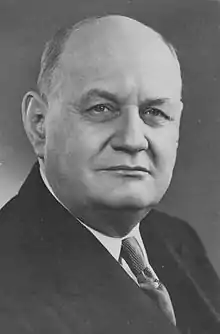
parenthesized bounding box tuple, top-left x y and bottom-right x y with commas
(121, 236, 147, 277)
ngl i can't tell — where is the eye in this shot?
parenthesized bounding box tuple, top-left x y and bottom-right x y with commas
(84, 103, 119, 122)
(89, 104, 111, 113)
(141, 107, 173, 125)
(143, 107, 171, 119)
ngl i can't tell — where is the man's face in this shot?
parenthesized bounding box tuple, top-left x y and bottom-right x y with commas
(44, 27, 183, 213)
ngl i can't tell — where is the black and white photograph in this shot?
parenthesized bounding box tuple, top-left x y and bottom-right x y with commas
(0, 0, 220, 333)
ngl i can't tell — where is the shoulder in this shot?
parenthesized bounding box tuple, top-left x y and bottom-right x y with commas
(0, 195, 23, 253)
(144, 209, 199, 238)
(144, 211, 220, 329)
(0, 195, 20, 224)
(142, 209, 205, 255)
(0, 162, 44, 226)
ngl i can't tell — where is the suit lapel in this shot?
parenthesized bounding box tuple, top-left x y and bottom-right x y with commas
(140, 213, 196, 333)
(140, 210, 220, 333)
(12, 163, 180, 333)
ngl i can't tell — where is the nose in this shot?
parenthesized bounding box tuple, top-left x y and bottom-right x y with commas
(111, 106, 148, 154)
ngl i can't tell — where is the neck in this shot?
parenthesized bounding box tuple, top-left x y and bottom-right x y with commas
(73, 205, 149, 237)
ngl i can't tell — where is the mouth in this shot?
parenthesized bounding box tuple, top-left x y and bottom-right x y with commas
(98, 165, 151, 176)
(104, 165, 149, 172)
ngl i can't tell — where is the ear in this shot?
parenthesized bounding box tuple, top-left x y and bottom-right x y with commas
(176, 100, 184, 124)
(21, 91, 47, 159)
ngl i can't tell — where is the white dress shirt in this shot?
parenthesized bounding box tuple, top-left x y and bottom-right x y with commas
(39, 162, 151, 283)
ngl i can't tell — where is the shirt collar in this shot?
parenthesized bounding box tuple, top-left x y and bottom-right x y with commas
(80, 220, 142, 261)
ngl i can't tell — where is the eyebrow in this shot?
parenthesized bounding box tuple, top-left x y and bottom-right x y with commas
(80, 89, 119, 104)
(80, 88, 174, 106)
(143, 98, 172, 106)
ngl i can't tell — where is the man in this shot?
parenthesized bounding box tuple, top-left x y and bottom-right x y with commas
(0, 15, 220, 333)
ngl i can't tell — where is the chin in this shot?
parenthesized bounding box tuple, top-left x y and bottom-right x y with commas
(86, 179, 167, 211)
(92, 192, 158, 211)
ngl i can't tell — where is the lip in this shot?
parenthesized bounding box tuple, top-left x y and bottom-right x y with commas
(100, 165, 150, 173)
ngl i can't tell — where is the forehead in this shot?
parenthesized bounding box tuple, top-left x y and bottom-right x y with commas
(58, 23, 182, 100)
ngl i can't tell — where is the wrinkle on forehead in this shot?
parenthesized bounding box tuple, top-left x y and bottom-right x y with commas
(54, 16, 182, 100)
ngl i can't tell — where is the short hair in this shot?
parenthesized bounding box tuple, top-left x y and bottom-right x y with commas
(37, 16, 179, 101)
(37, 17, 98, 101)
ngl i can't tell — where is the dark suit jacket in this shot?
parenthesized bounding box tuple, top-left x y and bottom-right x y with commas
(0, 163, 220, 334)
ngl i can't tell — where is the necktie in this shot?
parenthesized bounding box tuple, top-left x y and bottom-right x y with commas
(120, 236, 176, 326)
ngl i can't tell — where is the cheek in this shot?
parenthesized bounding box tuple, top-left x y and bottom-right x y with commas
(48, 121, 100, 176)
(151, 134, 178, 197)
(58, 133, 87, 174)
(45, 115, 78, 172)
(153, 128, 178, 171)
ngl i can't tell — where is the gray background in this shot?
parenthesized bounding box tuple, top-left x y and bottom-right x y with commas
(0, 0, 220, 276)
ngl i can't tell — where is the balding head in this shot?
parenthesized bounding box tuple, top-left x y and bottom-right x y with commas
(38, 15, 181, 101)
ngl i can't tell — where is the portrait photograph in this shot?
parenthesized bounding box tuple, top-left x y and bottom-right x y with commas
(0, 0, 220, 333)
